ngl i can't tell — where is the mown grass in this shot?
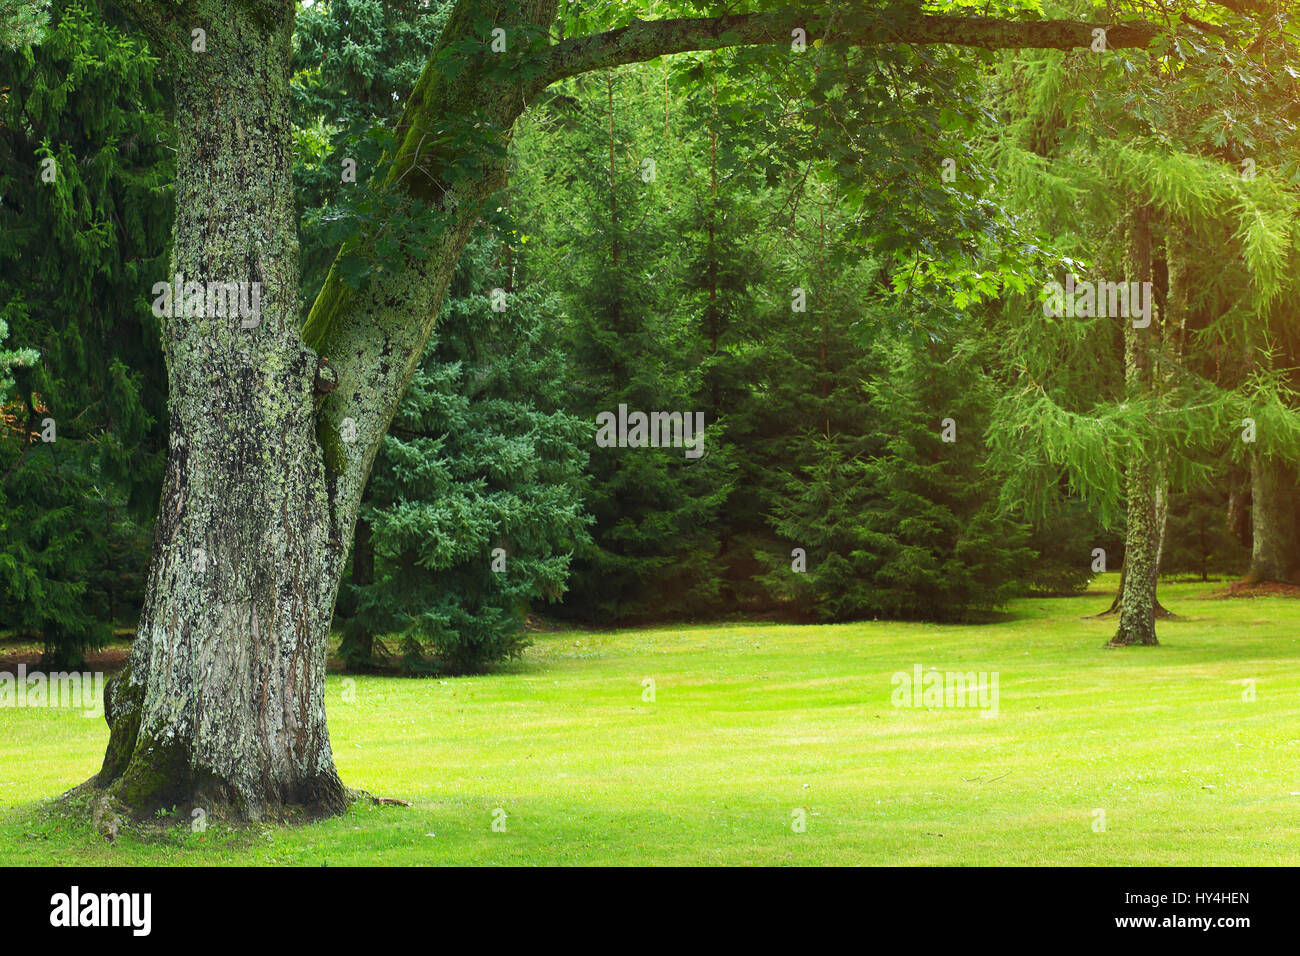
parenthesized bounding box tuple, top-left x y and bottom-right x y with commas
(1, 575, 1297, 865)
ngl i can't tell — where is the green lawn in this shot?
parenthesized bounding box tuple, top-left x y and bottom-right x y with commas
(2, 575, 1298, 865)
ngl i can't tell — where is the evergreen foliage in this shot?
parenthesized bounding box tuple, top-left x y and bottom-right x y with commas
(292, 0, 590, 672)
(0, 0, 169, 664)
(339, 236, 590, 674)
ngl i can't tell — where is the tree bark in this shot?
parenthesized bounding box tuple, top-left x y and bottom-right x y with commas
(1096, 557, 1173, 619)
(1111, 460, 1161, 645)
(1247, 454, 1300, 583)
(1111, 205, 1160, 647)
(1226, 467, 1252, 548)
(338, 517, 375, 671)
(533, 11, 1168, 87)
(89, 0, 562, 824)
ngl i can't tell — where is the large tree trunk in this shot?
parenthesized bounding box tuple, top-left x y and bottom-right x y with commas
(87, 0, 558, 824)
(90, 2, 349, 821)
(1247, 454, 1300, 583)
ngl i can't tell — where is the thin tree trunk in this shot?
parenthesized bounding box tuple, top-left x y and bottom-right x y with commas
(1153, 475, 1168, 574)
(1097, 558, 1172, 618)
(338, 517, 376, 671)
(1098, 560, 1125, 616)
(1111, 205, 1159, 647)
(607, 69, 618, 268)
(1112, 463, 1160, 645)
(1226, 467, 1252, 549)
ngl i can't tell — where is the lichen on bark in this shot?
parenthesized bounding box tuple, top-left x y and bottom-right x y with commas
(79, 0, 351, 823)
(1110, 204, 1160, 648)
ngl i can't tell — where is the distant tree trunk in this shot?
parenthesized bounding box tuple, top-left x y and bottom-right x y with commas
(1097, 559, 1125, 616)
(1153, 475, 1168, 574)
(1098, 556, 1172, 618)
(607, 69, 618, 268)
(1111, 205, 1159, 647)
(1226, 467, 1252, 549)
(1247, 454, 1300, 583)
(338, 517, 376, 670)
(1112, 464, 1160, 645)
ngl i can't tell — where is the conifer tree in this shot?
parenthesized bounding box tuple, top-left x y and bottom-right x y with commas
(0, 0, 170, 665)
(983, 17, 1300, 643)
(291, 0, 587, 672)
(763, 276, 1032, 622)
(515, 65, 733, 623)
(339, 235, 590, 674)
(675, 55, 801, 611)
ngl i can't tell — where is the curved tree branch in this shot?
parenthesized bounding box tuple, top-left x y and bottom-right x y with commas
(532, 13, 1167, 92)
(1205, 0, 1278, 16)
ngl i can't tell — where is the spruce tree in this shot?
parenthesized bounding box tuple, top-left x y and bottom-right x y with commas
(0, 0, 170, 665)
(515, 66, 732, 623)
(339, 235, 590, 674)
(764, 302, 1032, 622)
(290, 1, 588, 672)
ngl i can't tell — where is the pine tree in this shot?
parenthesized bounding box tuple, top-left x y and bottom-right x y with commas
(1162, 478, 1249, 582)
(0, 1, 49, 50)
(515, 66, 732, 623)
(857, 334, 1033, 620)
(766, 312, 1032, 622)
(982, 27, 1300, 642)
(289, 1, 589, 672)
(338, 235, 590, 673)
(753, 210, 884, 619)
(0, 0, 170, 665)
(676, 62, 779, 611)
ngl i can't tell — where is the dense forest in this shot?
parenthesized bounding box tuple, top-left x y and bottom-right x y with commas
(2, 0, 1292, 681)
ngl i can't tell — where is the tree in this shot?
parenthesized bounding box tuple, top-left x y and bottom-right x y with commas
(79, 0, 1242, 823)
(763, 284, 1032, 622)
(0, 0, 170, 666)
(515, 62, 733, 624)
(0, 0, 50, 49)
(983, 4, 1299, 644)
(338, 233, 590, 673)
(1162, 478, 1249, 581)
